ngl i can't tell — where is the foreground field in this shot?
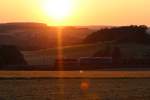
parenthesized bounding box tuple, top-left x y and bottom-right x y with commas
(0, 78, 150, 100)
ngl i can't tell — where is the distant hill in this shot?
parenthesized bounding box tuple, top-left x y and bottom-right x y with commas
(0, 22, 92, 50)
(84, 25, 150, 44)
(0, 22, 48, 32)
(77, 25, 112, 30)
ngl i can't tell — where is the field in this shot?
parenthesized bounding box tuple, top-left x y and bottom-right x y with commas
(23, 43, 150, 65)
(23, 43, 101, 65)
(0, 78, 150, 100)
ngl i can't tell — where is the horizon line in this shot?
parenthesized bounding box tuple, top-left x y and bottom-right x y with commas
(0, 21, 149, 27)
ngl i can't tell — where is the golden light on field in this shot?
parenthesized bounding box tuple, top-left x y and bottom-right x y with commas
(42, 0, 74, 21)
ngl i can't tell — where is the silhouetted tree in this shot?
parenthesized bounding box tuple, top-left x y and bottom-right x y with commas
(0, 45, 27, 65)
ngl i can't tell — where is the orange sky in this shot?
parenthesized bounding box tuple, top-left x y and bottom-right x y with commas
(0, 0, 150, 26)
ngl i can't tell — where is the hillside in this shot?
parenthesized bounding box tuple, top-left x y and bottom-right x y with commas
(23, 43, 100, 65)
(84, 25, 150, 44)
(0, 23, 92, 50)
(23, 43, 150, 65)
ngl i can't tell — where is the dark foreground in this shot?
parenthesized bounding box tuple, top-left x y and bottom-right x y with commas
(0, 78, 150, 100)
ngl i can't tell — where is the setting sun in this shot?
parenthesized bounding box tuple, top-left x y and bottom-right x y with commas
(42, 0, 73, 21)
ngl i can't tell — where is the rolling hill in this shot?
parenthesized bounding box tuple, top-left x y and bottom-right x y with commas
(23, 43, 150, 65)
(0, 22, 93, 50)
(84, 25, 150, 44)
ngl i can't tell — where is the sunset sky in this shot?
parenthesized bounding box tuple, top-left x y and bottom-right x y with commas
(0, 0, 150, 26)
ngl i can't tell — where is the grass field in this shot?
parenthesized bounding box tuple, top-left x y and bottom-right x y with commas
(23, 43, 103, 65)
(23, 43, 150, 65)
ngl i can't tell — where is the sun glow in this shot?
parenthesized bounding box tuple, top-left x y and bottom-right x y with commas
(42, 0, 73, 21)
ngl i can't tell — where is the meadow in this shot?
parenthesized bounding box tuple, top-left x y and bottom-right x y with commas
(23, 43, 150, 65)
